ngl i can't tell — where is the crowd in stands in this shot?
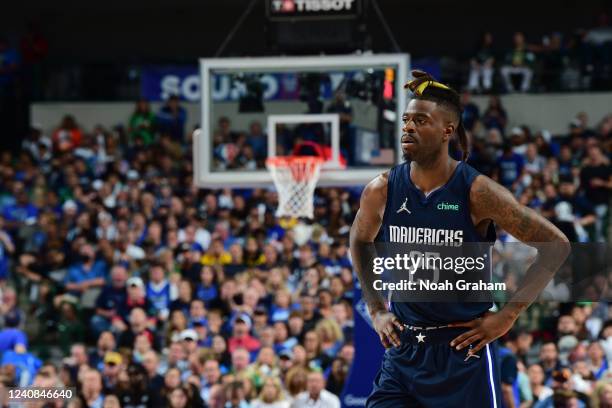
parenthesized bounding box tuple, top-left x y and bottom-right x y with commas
(465, 19, 612, 94)
(0, 90, 609, 408)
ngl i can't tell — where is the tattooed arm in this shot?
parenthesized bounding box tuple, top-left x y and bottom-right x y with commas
(450, 174, 570, 356)
(350, 172, 404, 348)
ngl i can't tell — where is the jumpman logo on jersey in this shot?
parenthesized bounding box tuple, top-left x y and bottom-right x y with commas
(396, 197, 411, 214)
(464, 345, 481, 362)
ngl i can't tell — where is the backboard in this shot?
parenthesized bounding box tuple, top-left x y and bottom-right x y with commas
(193, 53, 410, 188)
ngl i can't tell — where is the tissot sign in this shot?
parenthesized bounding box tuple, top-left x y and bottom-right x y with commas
(267, 0, 360, 19)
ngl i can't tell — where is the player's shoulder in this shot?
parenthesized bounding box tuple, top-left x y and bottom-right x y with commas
(360, 171, 389, 204)
(468, 171, 506, 198)
(367, 170, 390, 192)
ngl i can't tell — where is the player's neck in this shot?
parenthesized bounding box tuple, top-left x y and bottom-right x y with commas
(410, 156, 457, 195)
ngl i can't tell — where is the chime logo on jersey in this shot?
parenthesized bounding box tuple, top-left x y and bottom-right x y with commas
(437, 202, 460, 211)
(388, 225, 464, 244)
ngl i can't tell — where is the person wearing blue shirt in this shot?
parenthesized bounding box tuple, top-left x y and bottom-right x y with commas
(0, 218, 15, 281)
(91, 265, 128, 336)
(2, 188, 38, 231)
(146, 262, 177, 320)
(195, 266, 218, 307)
(500, 334, 521, 408)
(0, 314, 27, 354)
(156, 95, 187, 141)
(461, 91, 480, 132)
(496, 143, 525, 188)
(64, 244, 108, 296)
(1, 350, 42, 386)
(0, 314, 41, 388)
(246, 120, 267, 160)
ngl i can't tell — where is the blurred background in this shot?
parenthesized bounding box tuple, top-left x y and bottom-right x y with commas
(0, 1, 611, 407)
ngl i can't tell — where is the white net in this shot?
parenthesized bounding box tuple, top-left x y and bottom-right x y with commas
(266, 157, 323, 219)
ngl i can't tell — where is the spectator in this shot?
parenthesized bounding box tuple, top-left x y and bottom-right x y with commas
(591, 381, 612, 408)
(460, 91, 481, 132)
(523, 142, 547, 177)
(528, 364, 554, 404)
(534, 368, 589, 408)
(224, 380, 249, 408)
(501, 32, 535, 92)
(170, 280, 194, 316)
(291, 370, 340, 408)
(539, 342, 562, 386)
(299, 295, 321, 334)
(52, 115, 83, 152)
(228, 314, 261, 354)
(467, 32, 496, 93)
(0, 217, 14, 283)
(196, 266, 219, 307)
(117, 363, 154, 407)
(252, 376, 290, 408)
(91, 265, 128, 336)
(117, 307, 158, 351)
(80, 369, 105, 408)
(482, 95, 508, 133)
(547, 175, 596, 242)
(88, 331, 116, 372)
(0, 287, 23, 329)
(326, 356, 351, 396)
(167, 385, 198, 408)
(539, 32, 566, 92)
(2, 183, 39, 231)
(101, 351, 123, 394)
(121, 276, 156, 320)
(63, 243, 107, 299)
(142, 350, 165, 403)
(156, 95, 187, 142)
(246, 121, 267, 162)
(146, 261, 178, 322)
(0, 312, 27, 354)
(586, 342, 608, 380)
(495, 142, 525, 189)
(129, 99, 156, 146)
(200, 358, 222, 401)
(579, 141, 611, 242)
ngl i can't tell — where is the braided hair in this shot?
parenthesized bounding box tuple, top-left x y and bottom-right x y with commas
(404, 70, 470, 161)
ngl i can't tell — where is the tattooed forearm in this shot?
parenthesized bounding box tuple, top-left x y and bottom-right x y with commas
(470, 175, 570, 317)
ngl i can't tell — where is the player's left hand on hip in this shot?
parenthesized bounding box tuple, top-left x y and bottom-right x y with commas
(448, 311, 515, 356)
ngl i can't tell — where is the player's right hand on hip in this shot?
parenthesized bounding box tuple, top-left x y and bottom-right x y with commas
(372, 311, 404, 348)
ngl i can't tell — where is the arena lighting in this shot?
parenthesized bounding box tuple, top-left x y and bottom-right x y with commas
(383, 67, 394, 100)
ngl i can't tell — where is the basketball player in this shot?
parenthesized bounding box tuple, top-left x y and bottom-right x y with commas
(350, 70, 570, 408)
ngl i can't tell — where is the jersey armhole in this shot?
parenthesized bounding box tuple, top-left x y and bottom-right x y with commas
(465, 167, 496, 243)
(380, 166, 396, 229)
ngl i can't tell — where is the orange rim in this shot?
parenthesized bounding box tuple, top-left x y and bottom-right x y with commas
(265, 156, 324, 167)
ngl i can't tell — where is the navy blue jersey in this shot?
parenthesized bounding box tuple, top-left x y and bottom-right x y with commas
(381, 161, 496, 325)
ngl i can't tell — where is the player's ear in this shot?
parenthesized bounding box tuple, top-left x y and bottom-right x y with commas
(443, 123, 455, 142)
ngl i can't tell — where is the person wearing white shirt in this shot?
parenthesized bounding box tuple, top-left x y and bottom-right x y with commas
(251, 377, 290, 408)
(290, 371, 340, 408)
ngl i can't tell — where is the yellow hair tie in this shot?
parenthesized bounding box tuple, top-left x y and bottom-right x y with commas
(407, 79, 452, 96)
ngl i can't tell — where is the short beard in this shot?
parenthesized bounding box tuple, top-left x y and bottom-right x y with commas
(402, 146, 443, 168)
(402, 149, 413, 162)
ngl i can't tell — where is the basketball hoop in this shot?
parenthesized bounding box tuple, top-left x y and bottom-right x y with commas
(266, 156, 324, 219)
